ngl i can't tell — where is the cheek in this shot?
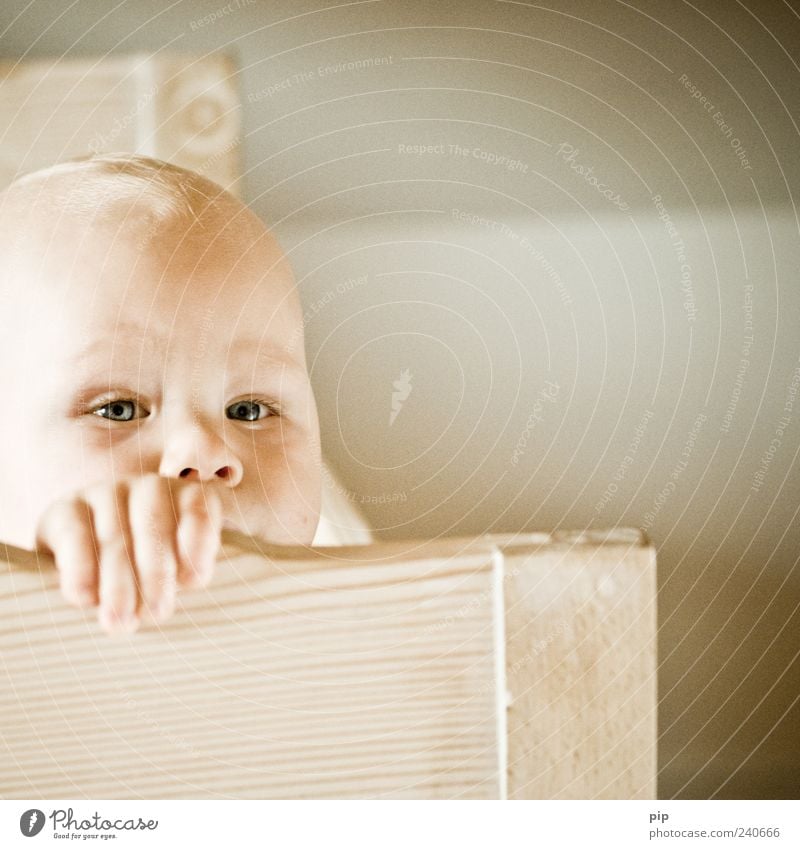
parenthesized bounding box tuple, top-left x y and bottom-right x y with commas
(35, 432, 108, 499)
(241, 433, 322, 532)
(250, 431, 321, 498)
(0, 424, 99, 546)
(36, 426, 145, 499)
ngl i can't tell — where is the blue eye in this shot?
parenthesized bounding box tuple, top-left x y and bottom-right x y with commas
(92, 400, 144, 422)
(226, 400, 277, 422)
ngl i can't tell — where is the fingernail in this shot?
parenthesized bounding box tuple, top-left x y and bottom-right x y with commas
(156, 597, 173, 621)
(181, 562, 209, 588)
(102, 608, 138, 634)
(186, 572, 206, 590)
(76, 589, 96, 607)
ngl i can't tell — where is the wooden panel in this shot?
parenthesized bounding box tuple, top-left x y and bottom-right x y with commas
(500, 531, 657, 799)
(0, 54, 241, 195)
(145, 53, 241, 195)
(0, 530, 656, 798)
(0, 535, 505, 799)
(0, 56, 140, 187)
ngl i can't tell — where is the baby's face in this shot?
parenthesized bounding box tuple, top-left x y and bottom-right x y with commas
(0, 209, 321, 549)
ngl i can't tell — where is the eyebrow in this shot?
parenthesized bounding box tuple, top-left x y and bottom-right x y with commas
(68, 331, 306, 378)
(66, 324, 164, 366)
(228, 336, 305, 367)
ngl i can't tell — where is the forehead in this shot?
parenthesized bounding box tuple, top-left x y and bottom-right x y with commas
(2, 174, 293, 288)
(4, 212, 305, 373)
(16, 203, 298, 306)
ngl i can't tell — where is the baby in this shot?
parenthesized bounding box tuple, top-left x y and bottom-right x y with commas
(0, 153, 322, 635)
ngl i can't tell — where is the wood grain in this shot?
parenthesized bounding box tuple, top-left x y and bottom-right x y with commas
(0, 531, 656, 798)
(0, 536, 506, 799)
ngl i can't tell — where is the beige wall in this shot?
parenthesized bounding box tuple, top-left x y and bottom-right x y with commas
(1, 0, 798, 798)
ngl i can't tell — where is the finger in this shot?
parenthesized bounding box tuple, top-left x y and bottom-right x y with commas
(84, 482, 140, 635)
(128, 475, 179, 622)
(175, 483, 222, 589)
(36, 499, 99, 609)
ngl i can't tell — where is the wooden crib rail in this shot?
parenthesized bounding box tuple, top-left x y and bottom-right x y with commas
(0, 530, 655, 799)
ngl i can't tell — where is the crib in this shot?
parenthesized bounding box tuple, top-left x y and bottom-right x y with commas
(0, 54, 657, 799)
(1, 527, 655, 799)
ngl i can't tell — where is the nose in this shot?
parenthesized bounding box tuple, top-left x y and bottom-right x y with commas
(159, 420, 243, 487)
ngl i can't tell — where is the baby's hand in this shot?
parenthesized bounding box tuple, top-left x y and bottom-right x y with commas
(35, 474, 223, 635)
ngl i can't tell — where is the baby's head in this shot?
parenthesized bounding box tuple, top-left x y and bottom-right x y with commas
(0, 153, 321, 549)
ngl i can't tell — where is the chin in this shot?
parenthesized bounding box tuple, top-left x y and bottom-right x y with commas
(267, 520, 318, 547)
(233, 511, 319, 547)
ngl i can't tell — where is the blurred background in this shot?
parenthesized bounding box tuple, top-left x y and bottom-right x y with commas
(0, 0, 798, 798)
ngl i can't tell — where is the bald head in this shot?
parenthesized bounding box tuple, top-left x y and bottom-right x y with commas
(0, 152, 249, 237)
(0, 153, 302, 325)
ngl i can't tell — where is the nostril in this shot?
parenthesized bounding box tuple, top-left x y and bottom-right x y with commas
(175, 466, 234, 482)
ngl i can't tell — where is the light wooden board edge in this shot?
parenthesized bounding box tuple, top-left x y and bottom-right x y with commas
(1, 531, 504, 577)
